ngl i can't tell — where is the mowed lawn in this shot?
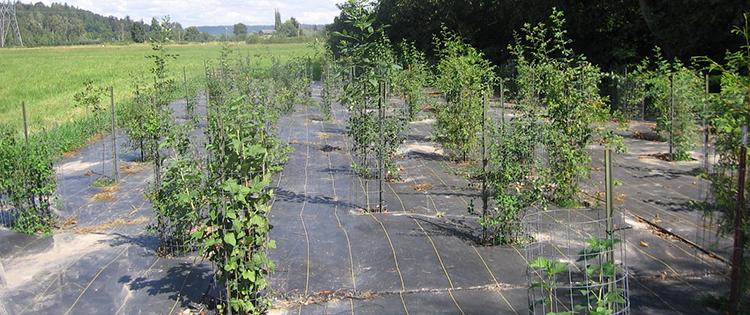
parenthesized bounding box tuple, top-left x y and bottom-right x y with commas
(0, 42, 312, 132)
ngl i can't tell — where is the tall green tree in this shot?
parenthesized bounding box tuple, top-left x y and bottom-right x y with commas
(274, 9, 282, 30)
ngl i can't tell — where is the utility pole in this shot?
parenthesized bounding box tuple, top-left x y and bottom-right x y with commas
(0, 0, 24, 47)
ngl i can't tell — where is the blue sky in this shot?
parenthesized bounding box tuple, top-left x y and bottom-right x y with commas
(40, 0, 341, 26)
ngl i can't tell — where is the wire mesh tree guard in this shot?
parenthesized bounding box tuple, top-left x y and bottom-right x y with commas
(522, 207, 630, 315)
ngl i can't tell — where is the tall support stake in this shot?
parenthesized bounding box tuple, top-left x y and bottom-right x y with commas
(481, 88, 488, 243)
(669, 74, 674, 161)
(21, 101, 28, 144)
(604, 148, 615, 293)
(378, 80, 385, 213)
(183, 66, 192, 119)
(500, 79, 505, 125)
(110, 87, 119, 181)
(704, 73, 710, 176)
(728, 97, 748, 315)
(641, 81, 646, 121)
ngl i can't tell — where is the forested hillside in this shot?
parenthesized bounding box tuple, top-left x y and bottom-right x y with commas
(328, 0, 750, 70)
(16, 2, 134, 45)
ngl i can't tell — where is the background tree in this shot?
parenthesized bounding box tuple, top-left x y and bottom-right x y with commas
(184, 26, 201, 41)
(276, 18, 301, 37)
(172, 22, 183, 41)
(329, 0, 750, 71)
(233, 23, 248, 40)
(131, 21, 146, 43)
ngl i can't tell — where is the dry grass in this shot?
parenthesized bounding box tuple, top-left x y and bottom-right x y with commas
(58, 216, 78, 229)
(74, 216, 149, 234)
(89, 184, 119, 202)
(412, 183, 433, 192)
(615, 193, 627, 204)
(120, 161, 149, 175)
(317, 132, 331, 140)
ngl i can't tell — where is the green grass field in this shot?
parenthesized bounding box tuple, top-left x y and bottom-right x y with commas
(0, 42, 313, 133)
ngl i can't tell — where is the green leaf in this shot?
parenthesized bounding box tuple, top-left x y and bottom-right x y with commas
(224, 233, 237, 247)
(242, 269, 256, 281)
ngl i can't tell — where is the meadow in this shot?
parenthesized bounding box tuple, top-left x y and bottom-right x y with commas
(0, 42, 313, 133)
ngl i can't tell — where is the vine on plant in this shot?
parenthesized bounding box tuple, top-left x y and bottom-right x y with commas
(529, 237, 626, 315)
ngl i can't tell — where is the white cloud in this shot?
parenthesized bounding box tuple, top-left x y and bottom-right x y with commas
(38, 0, 341, 26)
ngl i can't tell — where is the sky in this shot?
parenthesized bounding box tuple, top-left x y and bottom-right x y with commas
(38, 0, 341, 26)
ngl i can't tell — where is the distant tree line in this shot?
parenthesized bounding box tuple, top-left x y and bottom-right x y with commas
(12, 2, 215, 46)
(10, 2, 325, 47)
(328, 0, 750, 71)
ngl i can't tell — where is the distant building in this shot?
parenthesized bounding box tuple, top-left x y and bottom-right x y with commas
(259, 29, 275, 35)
